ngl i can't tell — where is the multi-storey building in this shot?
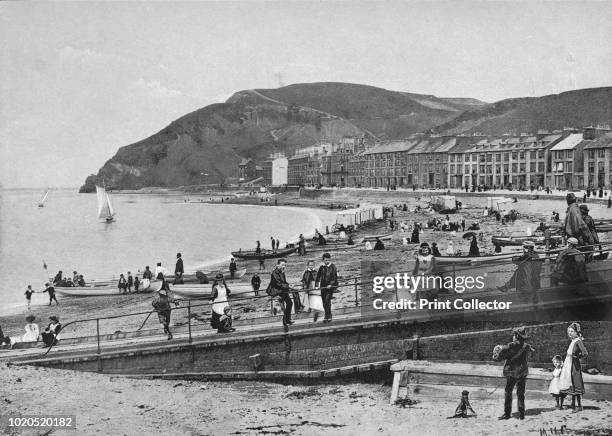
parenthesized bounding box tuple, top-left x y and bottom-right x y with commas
(549, 133, 586, 189)
(583, 131, 612, 189)
(262, 153, 288, 186)
(238, 158, 257, 181)
(363, 139, 421, 188)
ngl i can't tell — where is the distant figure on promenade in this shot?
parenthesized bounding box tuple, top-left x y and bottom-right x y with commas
(142, 265, 153, 289)
(256, 240, 261, 255)
(42, 283, 59, 306)
(450, 390, 476, 418)
(267, 258, 293, 326)
(431, 242, 442, 257)
(564, 193, 594, 248)
(210, 273, 231, 330)
(461, 219, 466, 231)
(270, 236, 275, 250)
(551, 238, 587, 286)
(498, 241, 541, 296)
(24, 285, 34, 309)
(53, 270, 63, 286)
(497, 327, 534, 420)
(251, 273, 261, 296)
(315, 253, 338, 323)
(276, 238, 280, 249)
(42, 315, 62, 347)
(152, 289, 179, 340)
(468, 235, 480, 257)
(229, 258, 237, 279)
(217, 306, 235, 333)
(599, 187, 603, 198)
(22, 314, 39, 343)
(298, 234, 306, 255)
(118, 274, 127, 294)
(411, 226, 420, 244)
(559, 322, 588, 412)
(174, 253, 184, 284)
(374, 238, 385, 250)
(608, 196, 612, 208)
(134, 276, 140, 292)
(127, 271, 134, 293)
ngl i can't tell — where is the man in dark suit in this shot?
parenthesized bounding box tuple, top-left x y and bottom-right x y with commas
(268, 258, 293, 326)
(315, 252, 338, 322)
(499, 326, 534, 420)
(174, 253, 184, 284)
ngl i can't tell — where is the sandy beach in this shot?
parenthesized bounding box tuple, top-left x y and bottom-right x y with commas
(2, 363, 611, 436)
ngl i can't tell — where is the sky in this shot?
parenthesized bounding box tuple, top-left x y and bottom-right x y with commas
(1, 1, 611, 188)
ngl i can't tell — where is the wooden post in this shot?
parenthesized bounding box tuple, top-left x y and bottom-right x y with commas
(354, 277, 358, 306)
(187, 300, 192, 344)
(96, 318, 101, 373)
(390, 371, 401, 404)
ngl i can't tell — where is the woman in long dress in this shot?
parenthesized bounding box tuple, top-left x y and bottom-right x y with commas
(559, 322, 588, 412)
(301, 260, 323, 322)
(22, 314, 40, 342)
(210, 273, 231, 329)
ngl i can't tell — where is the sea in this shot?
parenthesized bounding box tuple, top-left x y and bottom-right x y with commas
(0, 189, 337, 315)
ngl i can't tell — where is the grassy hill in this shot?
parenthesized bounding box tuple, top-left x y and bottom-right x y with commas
(432, 87, 612, 135)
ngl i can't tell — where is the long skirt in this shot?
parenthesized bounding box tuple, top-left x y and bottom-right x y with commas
(559, 355, 585, 396)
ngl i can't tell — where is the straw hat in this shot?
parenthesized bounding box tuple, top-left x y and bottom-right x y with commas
(567, 237, 579, 245)
(215, 273, 224, 280)
(158, 289, 167, 296)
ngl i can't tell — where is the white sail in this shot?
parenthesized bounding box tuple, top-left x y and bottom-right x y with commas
(106, 191, 115, 217)
(96, 185, 114, 220)
(38, 190, 49, 207)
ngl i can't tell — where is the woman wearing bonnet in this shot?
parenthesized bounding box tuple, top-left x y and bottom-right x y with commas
(559, 322, 588, 412)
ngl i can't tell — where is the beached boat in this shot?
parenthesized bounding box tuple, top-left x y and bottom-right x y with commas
(171, 283, 254, 299)
(491, 235, 563, 247)
(180, 268, 247, 283)
(54, 280, 162, 297)
(231, 246, 297, 260)
(430, 195, 458, 214)
(435, 253, 518, 265)
(96, 185, 116, 223)
(37, 190, 49, 208)
(362, 234, 393, 242)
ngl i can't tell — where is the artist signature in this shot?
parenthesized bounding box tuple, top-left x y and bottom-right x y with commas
(539, 425, 567, 436)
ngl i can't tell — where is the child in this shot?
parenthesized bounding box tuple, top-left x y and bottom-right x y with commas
(217, 306, 235, 333)
(118, 274, 127, 294)
(549, 355, 566, 409)
(451, 390, 476, 418)
(134, 276, 140, 292)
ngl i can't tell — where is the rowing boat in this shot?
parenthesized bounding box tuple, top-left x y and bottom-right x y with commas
(54, 280, 162, 297)
(491, 235, 563, 247)
(362, 234, 392, 242)
(170, 283, 255, 299)
(180, 268, 247, 283)
(231, 246, 297, 260)
(435, 253, 518, 265)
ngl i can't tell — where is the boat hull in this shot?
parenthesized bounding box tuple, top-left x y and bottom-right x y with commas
(179, 268, 247, 283)
(54, 280, 162, 297)
(492, 235, 563, 247)
(231, 247, 297, 260)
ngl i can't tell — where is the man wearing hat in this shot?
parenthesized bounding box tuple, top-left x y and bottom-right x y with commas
(498, 240, 541, 297)
(152, 288, 180, 340)
(267, 259, 293, 326)
(564, 193, 594, 248)
(174, 253, 184, 285)
(551, 238, 587, 285)
(498, 326, 534, 420)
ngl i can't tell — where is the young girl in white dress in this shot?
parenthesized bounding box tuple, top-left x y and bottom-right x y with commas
(548, 355, 566, 409)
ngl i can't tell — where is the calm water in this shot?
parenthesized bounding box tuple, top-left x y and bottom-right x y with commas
(0, 189, 336, 314)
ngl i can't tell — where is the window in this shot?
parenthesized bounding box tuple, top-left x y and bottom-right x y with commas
(503, 164, 509, 173)
(538, 150, 544, 159)
(520, 163, 526, 172)
(519, 151, 525, 159)
(530, 162, 536, 172)
(479, 165, 485, 174)
(450, 155, 455, 162)
(512, 163, 517, 173)
(486, 154, 492, 162)
(495, 154, 501, 162)
(530, 151, 537, 159)
(538, 162, 544, 172)
(503, 153, 509, 162)
(567, 162, 573, 172)
(598, 149, 605, 158)
(512, 152, 518, 160)
(566, 150, 572, 159)
(457, 155, 463, 162)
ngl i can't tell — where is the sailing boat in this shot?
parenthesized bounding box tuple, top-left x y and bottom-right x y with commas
(96, 185, 116, 223)
(38, 190, 49, 208)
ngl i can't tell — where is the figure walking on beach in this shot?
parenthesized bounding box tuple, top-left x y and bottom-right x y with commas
(25, 285, 34, 309)
(267, 258, 293, 326)
(152, 289, 180, 340)
(316, 253, 338, 323)
(564, 193, 594, 248)
(127, 271, 134, 293)
(42, 283, 59, 306)
(229, 258, 237, 279)
(498, 326, 534, 420)
(251, 273, 261, 296)
(559, 322, 588, 413)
